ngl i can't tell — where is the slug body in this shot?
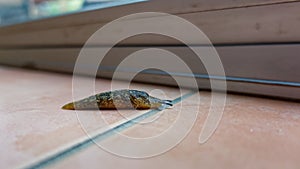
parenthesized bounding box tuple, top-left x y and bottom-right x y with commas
(62, 89, 172, 110)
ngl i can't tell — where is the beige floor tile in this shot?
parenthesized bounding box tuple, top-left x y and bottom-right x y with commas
(48, 92, 300, 169)
(0, 66, 188, 168)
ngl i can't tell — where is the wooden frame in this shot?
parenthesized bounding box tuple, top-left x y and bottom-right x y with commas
(0, 0, 299, 99)
(0, 0, 300, 47)
(1, 44, 299, 99)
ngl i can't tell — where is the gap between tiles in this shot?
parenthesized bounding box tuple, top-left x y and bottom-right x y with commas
(19, 91, 197, 169)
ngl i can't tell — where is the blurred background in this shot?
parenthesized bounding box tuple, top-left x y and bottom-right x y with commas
(0, 0, 132, 26)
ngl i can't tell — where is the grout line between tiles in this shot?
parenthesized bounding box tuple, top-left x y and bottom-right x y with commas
(19, 90, 197, 169)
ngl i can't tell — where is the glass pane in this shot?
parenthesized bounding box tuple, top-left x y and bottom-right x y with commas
(0, 0, 146, 27)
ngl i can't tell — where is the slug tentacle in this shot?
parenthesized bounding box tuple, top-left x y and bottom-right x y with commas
(62, 89, 173, 110)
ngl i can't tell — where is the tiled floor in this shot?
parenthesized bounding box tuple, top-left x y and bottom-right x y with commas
(1, 66, 300, 169)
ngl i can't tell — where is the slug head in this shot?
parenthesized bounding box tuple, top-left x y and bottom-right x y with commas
(129, 90, 151, 109)
(129, 90, 173, 109)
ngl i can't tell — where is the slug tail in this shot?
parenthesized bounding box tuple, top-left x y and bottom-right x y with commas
(62, 102, 75, 110)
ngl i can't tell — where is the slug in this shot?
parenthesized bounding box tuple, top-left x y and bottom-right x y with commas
(62, 89, 173, 110)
